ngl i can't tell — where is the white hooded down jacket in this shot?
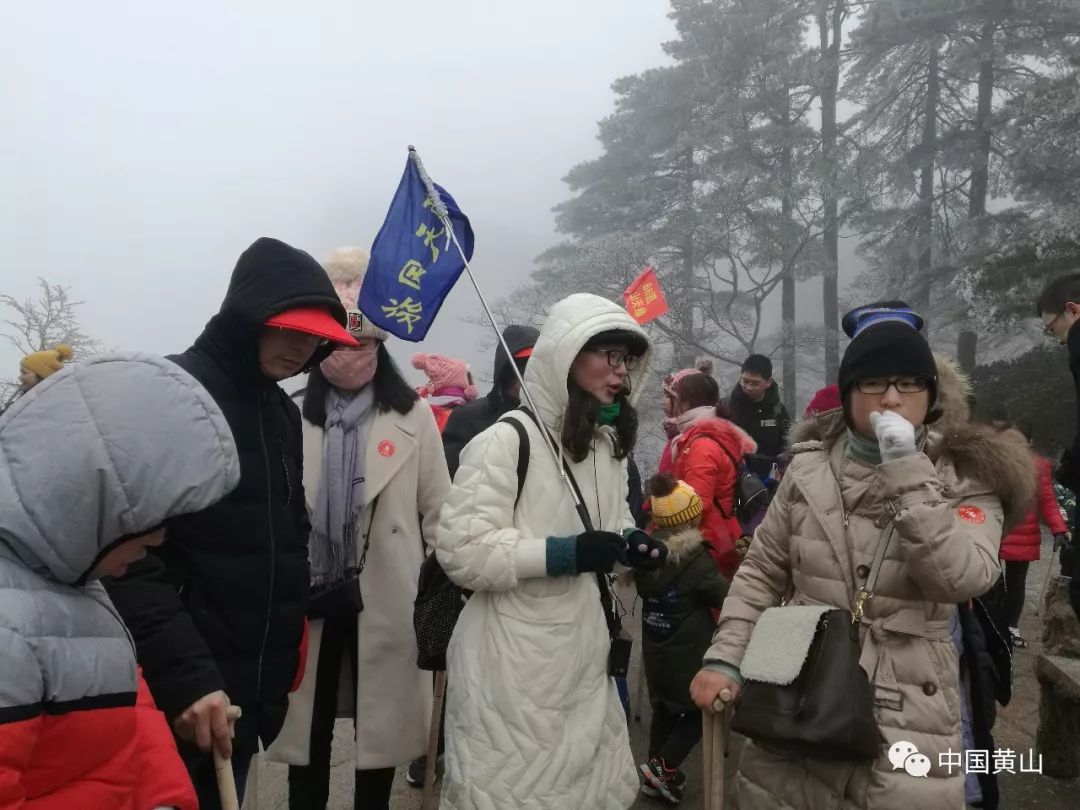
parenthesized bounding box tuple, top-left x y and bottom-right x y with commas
(436, 294, 649, 810)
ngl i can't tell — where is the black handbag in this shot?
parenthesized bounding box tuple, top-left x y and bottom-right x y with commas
(414, 554, 471, 671)
(308, 496, 378, 620)
(729, 523, 893, 761)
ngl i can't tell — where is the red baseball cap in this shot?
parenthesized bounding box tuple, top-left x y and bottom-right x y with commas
(265, 307, 358, 346)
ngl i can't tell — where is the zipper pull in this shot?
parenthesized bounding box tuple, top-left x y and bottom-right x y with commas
(843, 511, 850, 528)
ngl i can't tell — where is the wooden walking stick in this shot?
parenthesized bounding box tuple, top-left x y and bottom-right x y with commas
(422, 670, 449, 810)
(214, 706, 243, 810)
(702, 704, 715, 807)
(703, 691, 732, 810)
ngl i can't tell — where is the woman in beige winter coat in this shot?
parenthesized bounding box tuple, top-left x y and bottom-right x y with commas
(691, 302, 1035, 810)
(265, 248, 451, 810)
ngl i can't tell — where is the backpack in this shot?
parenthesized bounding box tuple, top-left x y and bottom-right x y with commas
(413, 416, 530, 671)
(686, 433, 771, 528)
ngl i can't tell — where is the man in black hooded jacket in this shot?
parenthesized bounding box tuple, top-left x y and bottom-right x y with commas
(441, 324, 539, 477)
(106, 237, 355, 808)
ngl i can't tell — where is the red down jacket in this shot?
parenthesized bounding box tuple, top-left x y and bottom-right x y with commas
(0, 667, 197, 810)
(673, 417, 757, 578)
(1000, 455, 1067, 562)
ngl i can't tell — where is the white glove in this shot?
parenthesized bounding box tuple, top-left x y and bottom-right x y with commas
(870, 410, 917, 462)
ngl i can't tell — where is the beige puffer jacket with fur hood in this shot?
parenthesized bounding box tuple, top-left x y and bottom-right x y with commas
(704, 356, 1035, 810)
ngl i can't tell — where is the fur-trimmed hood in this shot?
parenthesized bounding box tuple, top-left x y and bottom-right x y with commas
(656, 527, 707, 565)
(787, 354, 1034, 529)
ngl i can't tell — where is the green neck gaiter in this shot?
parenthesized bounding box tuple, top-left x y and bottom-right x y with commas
(846, 428, 882, 465)
(599, 401, 622, 425)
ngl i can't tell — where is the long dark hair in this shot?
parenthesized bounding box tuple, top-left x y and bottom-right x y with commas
(302, 343, 418, 427)
(561, 379, 638, 463)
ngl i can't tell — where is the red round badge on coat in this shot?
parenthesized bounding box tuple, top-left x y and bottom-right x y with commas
(378, 440, 396, 458)
(957, 505, 986, 524)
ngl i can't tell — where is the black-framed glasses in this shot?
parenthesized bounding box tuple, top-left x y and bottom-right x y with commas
(855, 377, 930, 395)
(591, 348, 641, 371)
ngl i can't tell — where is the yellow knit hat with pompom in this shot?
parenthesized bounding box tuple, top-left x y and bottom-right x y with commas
(650, 473, 703, 529)
(21, 345, 73, 380)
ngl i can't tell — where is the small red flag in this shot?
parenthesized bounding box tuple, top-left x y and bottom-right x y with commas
(622, 266, 669, 325)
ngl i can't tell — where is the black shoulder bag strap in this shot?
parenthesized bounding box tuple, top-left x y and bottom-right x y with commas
(684, 432, 743, 520)
(517, 407, 621, 641)
(497, 413, 531, 508)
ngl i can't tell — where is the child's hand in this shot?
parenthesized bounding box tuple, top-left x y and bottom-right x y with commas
(622, 529, 668, 571)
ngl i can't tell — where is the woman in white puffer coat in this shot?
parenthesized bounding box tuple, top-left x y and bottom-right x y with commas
(436, 293, 667, 810)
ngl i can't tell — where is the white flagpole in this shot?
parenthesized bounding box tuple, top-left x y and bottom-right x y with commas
(407, 146, 591, 521)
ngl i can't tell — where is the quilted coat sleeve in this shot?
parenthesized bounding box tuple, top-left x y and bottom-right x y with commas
(436, 420, 546, 591)
(0, 627, 42, 808)
(703, 473, 796, 670)
(1037, 458, 1068, 535)
(878, 453, 1004, 603)
(416, 404, 452, 553)
(132, 671, 197, 810)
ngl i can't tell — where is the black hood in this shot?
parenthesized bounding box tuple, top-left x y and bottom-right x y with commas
(492, 324, 540, 392)
(189, 237, 346, 380)
(730, 378, 781, 409)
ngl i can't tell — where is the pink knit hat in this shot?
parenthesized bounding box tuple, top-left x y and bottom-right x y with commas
(662, 358, 714, 397)
(412, 353, 479, 400)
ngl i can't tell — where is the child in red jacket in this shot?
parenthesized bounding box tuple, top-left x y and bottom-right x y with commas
(0, 354, 240, 809)
(999, 421, 1070, 647)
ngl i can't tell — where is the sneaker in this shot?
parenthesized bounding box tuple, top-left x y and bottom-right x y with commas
(406, 754, 444, 787)
(1009, 627, 1028, 649)
(639, 757, 686, 804)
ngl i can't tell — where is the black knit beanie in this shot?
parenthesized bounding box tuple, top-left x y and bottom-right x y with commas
(838, 301, 938, 404)
(583, 329, 649, 358)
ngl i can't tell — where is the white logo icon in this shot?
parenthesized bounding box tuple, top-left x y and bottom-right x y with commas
(905, 753, 932, 778)
(888, 741, 918, 770)
(888, 741, 930, 777)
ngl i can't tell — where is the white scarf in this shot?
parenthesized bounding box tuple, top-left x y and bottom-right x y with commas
(671, 405, 717, 455)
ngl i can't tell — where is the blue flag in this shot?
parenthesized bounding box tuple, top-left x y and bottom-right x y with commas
(358, 157, 474, 341)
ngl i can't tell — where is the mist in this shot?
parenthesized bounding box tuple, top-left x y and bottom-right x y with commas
(1, 0, 678, 381)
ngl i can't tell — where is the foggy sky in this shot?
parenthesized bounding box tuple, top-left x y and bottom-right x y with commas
(2, 1, 846, 388)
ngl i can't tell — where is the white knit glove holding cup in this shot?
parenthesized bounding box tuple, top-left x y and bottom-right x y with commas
(870, 410, 917, 462)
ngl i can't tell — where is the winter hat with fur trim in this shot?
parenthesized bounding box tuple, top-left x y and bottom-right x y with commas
(649, 473, 703, 529)
(21, 345, 73, 380)
(412, 353, 479, 400)
(322, 247, 390, 341)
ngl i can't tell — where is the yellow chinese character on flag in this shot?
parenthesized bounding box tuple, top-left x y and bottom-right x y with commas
(415, 222, 444, 264)
(398, 260, 426, 291)
(643, 284, 658, 304)
(381, 297, 424, 335)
